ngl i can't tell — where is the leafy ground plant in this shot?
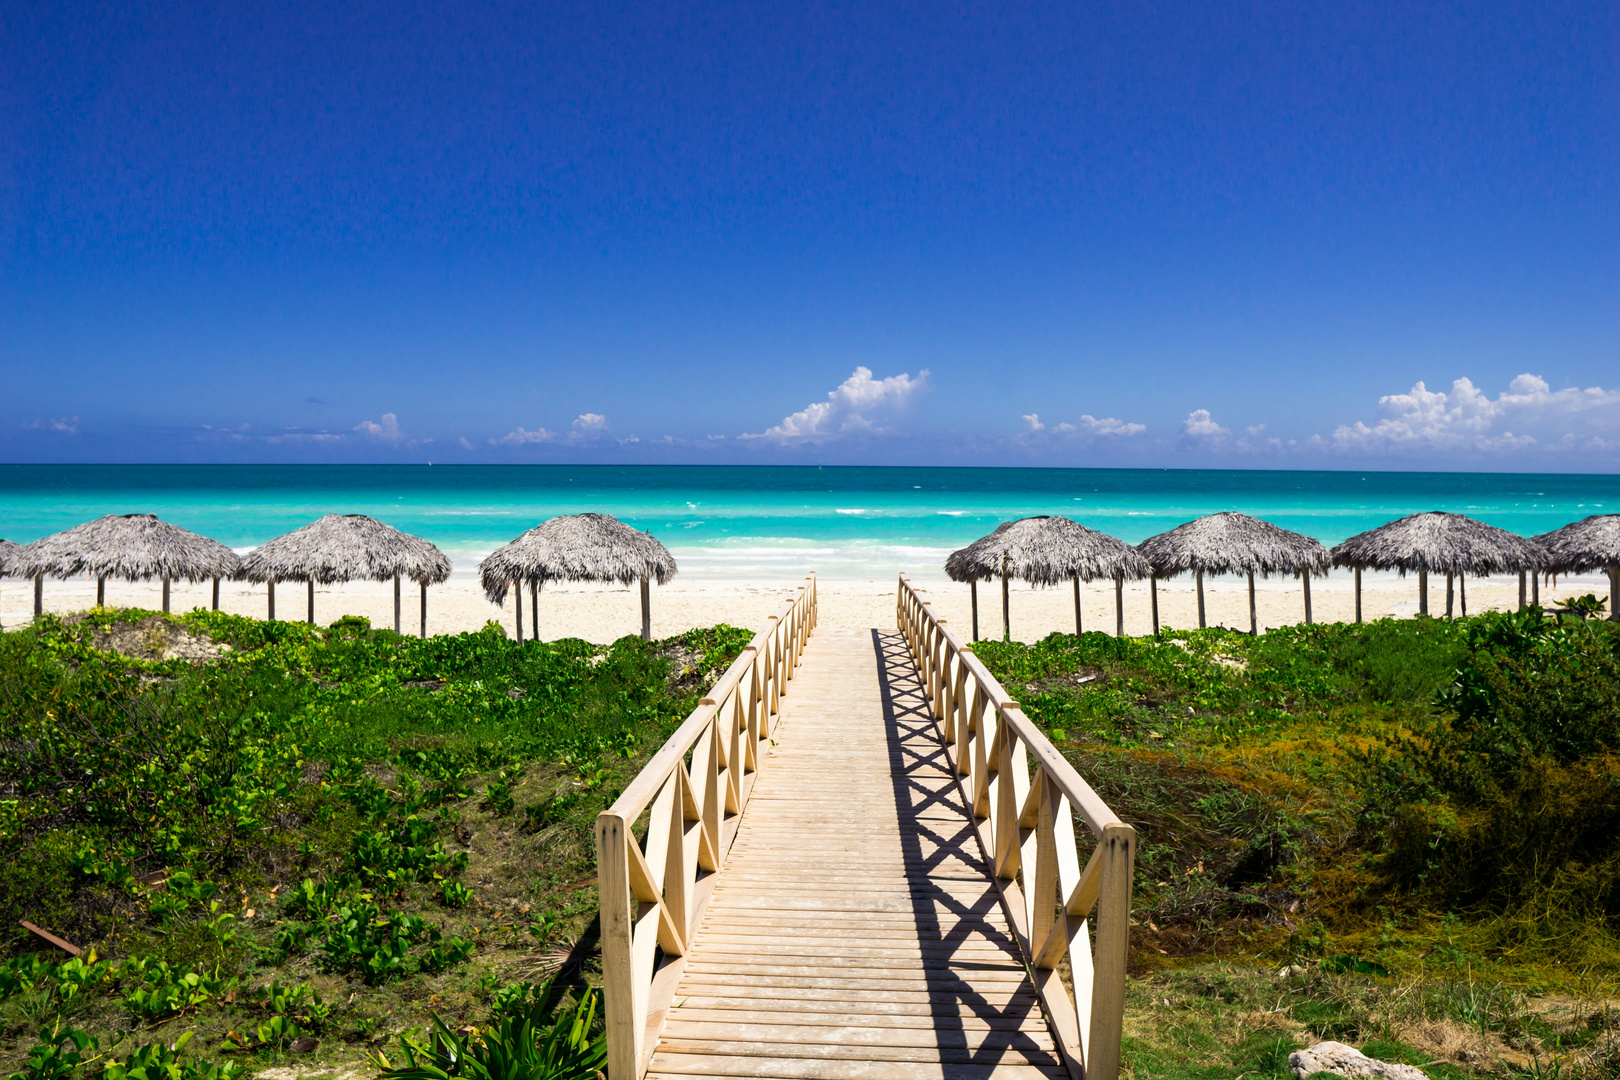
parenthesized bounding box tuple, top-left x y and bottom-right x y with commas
(0, 610, 751, 1077)
(373, 979, 605, 1080)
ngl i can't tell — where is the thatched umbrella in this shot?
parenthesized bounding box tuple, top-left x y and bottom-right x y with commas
(11, 514, 241, 617)
(478, 513, 678, 642)
(1137, 513, 1330, 633)
(237, 514, 452, 633)
(1535, 515, 1620, 621)
(0, 539, 21, 629)
(1330, 511, 1545, 620)
(944, 517, 1149, 641)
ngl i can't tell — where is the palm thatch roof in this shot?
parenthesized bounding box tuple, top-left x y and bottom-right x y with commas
(1533, 515, 1620, 573)
(237, 515, 452, 585)
(479, 513, 678, 604)
(0, 539, 21, 577)
(11, 514, 241, 582)
(1138, 512, 1330, 577)
(1330, 512, 1544, 575)
(944, 517, 1149, 586)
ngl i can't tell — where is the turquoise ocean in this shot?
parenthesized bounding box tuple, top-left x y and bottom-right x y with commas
(1, 465, 1615, 580)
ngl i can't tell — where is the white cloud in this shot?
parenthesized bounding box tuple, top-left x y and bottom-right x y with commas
(1022, 412, 1145, 440)
(263, 430, 344, 444)
(1180, 409, 1230, 443)
(24, 416, 79, 435)
(498, 413, 612, 447)
(198, 423, 253, 444)
(354, 412, 403, 441)
(1080, 414, 1146, 437)
(457, 436, 475, 450)
(499, 426, 556, 445)
(1330, 374, 1620, 455)
(741, 367, 929, 443)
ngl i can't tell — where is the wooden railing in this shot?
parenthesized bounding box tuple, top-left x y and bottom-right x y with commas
(596, 575, 817, 1080)
(897, 573, 1136, 1080)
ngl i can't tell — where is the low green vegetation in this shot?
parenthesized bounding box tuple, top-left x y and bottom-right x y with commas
(7, 598, 1619, 1078)
(0, 607, 751, 1080)
(973, 605, 1620, 1077)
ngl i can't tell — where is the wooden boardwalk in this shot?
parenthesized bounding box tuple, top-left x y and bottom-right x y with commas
(645, 628, 1065, 1080)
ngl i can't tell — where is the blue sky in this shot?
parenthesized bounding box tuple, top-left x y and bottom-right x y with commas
(3, 0, 1616, 469)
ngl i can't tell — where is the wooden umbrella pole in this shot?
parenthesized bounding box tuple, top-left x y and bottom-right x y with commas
(530, 579, 540, 643)
(1001, 568, 1010, 642)
(1196, 569, 1206, 629)
(970, 580, 979, 642)
(420, 580, 428, 637)
(1419, 569, 1428, 615)
(394, 572, 402, 634)
(1247, 571, 1257, 635)
(1445, 571, 1454, 619)
(1460, 572, 1467, 617)
(1302, 570, 1313, 625)
(515, 581, 524, 643)
(1531, 571, 1538, 606)
(1150, 572, 1160, 635)
(1610, 565, 1619, 622)
(1113, 575, 1124, 637)
(162, 576, 171, 614)
(307, 579, 315, 625)
(640, 574, 651, 641)
(1518, 570, 1527, 610)
(1073, 576, 1082, 636)
(1355, 567, 1363, 624)
(97, 575, 106, 607)
(34, 572, 43, 618)
(212, 575, 220, 611)
(268, 579, 276, 621)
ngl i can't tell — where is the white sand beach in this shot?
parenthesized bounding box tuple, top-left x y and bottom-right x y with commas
(2, 567, 1610, 644)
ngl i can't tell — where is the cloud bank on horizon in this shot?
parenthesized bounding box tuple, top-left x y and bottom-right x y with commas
(17, 366, 1620, 469)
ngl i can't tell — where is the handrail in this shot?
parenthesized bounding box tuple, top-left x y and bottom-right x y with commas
(596, 574, 817, 1080)
(897, 573, 1135, 1080)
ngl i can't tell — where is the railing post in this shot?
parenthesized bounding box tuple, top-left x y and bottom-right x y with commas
(595, 812, 641, 1080)
(1087, 822, 1136, 1080)
(751, 650, 767, 739)
(766, 616, 780, 716)
(953, 652, 971, 775)
(993, 719, 1027, 880)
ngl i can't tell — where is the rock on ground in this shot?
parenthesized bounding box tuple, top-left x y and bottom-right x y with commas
(1289, 1041, 1427, 1080)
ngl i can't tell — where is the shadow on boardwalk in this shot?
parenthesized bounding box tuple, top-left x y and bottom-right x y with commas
(874, 628, 1058, 1069)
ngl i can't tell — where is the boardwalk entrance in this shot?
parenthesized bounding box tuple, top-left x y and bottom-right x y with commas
(647, 629, 1062, 1080)
(598, 577, 1133, 1080)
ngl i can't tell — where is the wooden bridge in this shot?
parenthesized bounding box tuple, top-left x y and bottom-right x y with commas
(597, 576, 1136, 1080)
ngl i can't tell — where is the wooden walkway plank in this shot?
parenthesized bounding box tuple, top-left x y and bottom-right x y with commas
(647, 629, 1063, 1080)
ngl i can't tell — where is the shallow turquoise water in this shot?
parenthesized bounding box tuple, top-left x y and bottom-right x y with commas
(1, 465, 1614, 579)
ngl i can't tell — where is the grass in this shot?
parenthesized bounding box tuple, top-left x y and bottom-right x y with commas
(0, 607, 753, 1080)
(972, 609, 1620, 1077)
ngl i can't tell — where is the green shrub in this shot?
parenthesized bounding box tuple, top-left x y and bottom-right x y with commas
(1358, 611, 1620, 942)
(373, 979, 605, 1080)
